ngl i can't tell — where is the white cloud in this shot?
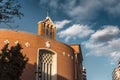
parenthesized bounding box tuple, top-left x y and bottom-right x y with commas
(83, 25, 120, 63)
(40, 0, 120, 22)
(65, 0, 102, 20)
(52, 0, 100, 23)
(58, 24, 94, 42)
(91, 25, 120, 42)
(49, 0, 59, 9)
(39, 0, 120, 23)
(103, 0, 120, 16)
(66, 0, 120, 20)
(55, 20, 71, 30)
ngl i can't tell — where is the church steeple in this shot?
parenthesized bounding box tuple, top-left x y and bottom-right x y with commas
(38, 16, 56, 40)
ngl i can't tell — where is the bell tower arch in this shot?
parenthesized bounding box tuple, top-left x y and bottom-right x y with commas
(38, 17, 56, 40)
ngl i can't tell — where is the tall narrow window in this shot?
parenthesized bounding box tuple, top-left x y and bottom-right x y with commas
(52, 31, 54, 40)
(50, 26, 53, 39)
(42, 23, 46, 37)
(37, 50, 54, 80)
(44, 24, 47, 37)
(46, 25, 49, 38)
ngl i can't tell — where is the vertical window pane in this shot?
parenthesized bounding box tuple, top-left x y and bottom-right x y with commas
(38, 50, 53, 80)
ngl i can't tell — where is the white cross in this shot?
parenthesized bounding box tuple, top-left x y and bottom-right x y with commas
(63, 52, 66, 56)
(4, 40, 9, 44)
(15, 41, 19, 44)
(25, 42, 30, 47)
(46, 41, 50, 48)
(68, 54, 70, 58)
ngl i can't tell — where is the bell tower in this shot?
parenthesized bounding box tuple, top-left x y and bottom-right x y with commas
(38, 16, 56, 40)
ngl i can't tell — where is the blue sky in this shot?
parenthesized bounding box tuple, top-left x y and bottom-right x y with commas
(1, 0, 120, 80)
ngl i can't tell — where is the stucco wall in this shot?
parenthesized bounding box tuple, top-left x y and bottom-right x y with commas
(0, 29, 75, 80)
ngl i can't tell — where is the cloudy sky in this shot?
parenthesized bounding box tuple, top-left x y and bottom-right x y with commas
(1, 0, 120, 80)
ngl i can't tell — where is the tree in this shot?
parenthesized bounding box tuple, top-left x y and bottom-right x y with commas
(0, 43, 28, 80)
(0, 0, 23, 23)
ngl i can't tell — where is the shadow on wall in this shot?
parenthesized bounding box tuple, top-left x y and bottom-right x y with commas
(57, 75, 68, 80)
(21, 63, 37, 80)
(20, 63, 68, 80)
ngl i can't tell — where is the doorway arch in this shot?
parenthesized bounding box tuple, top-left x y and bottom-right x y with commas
(36, 48, 57, 80)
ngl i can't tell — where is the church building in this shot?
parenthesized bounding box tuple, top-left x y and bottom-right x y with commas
(0, 16, 86, 80)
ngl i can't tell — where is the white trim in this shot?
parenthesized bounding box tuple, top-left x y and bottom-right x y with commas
(36, 48, 57, 80)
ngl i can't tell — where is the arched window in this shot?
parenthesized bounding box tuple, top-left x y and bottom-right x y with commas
(46, 25, 49, 38)
(42, 23, 45, 37)
(50, 26, 53, 39)
(37, 49, 57, 80)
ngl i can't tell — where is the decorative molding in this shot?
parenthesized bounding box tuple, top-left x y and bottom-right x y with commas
(15, 41, 19, 44)
(37, 48, 57, 80)
(4, 40, 9, 44)
(25, 42, 30, 47)
(63, 52, 66, 56)
(45, 41, 51, 48)
(68, 54, 70, 58)
(75, 54, 77, 59)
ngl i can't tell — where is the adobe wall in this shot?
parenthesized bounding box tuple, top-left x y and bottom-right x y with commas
(0, 29, 75, 80)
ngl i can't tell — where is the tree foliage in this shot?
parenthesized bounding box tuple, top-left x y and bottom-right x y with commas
(0, 43, 28, 80)
(0, 0, 23, 23)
